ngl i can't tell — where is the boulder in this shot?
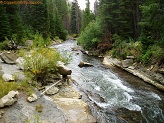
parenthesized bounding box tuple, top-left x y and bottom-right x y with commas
(45, 86, 59, 95)
(25, 40, 33, 47)
(27, 93, 37, 102)
(57, 61, 72, 75)
(2, 74, 14, 82)
(16, 57, 25, 70)
(0, 52, 17, 64)
(78, 61, 93, 68)
(122, 59, 133, 68)
(0, 91, 19, 108)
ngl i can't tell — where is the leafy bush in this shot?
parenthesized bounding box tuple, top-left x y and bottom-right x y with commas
(0, 38, 8, 50)
(32, 32, 51, 48)
(22, 48, 63, 84)
(110, 34, 143, 60)
(109, 34, 128, 59)
(78, 19, 103, 49)
(140, 45, 164, 64)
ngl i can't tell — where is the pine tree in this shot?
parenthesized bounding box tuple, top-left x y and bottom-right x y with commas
(47, 0, 56, 38)
(0, 5, 11, 41)
(139, 0, 164, 47)
(81, 0, 95, 31)
(5, 4, 24, 41)
(31, 0, 50, 38)
(54, 6, 67, 40)
(70, 0, 81, 34)
(54, 0, 70, 31)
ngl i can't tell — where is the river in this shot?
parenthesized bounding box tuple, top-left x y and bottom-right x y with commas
(52, 40, 164, 123)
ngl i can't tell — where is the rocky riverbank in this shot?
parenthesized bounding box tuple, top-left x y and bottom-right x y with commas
(103, 56, 164, 92)
(0, 52, 96, 123)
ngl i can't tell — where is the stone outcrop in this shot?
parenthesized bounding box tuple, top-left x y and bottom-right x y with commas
(0, 91, 19, 108)
(54, 98, 96, 123)
(27, 93, 37, 102)
(122, 59, 133, 68)
(0, 52, 17, 64)
(57, 61, 72, 76)
(45, 86, 59, 95)
(2, 73, 14, 82)
(78, 61, 93, 68)
(52, 85, 96, 123)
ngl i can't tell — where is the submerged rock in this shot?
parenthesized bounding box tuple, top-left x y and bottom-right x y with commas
(78, 61, 93, 68)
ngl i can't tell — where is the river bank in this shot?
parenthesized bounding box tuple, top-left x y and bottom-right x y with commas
(103, 56, 164, 92)
(0, 54, 96, 123)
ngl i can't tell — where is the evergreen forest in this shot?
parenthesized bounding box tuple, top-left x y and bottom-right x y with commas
(0, 0, 163, 64)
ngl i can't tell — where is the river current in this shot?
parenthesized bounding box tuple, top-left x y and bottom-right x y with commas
(52, 40, 164, 123)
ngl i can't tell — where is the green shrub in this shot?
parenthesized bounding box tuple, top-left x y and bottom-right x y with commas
(109, 34, 128, 59)
(32, 32, 50, 48)
(22, 48, 62, 84)
(110, 34, 143, 60)
(78, 19, 103, 49)
(138, 45, 164, 64)
(140, 49, 152, 64)
(0, 38, 8, 50)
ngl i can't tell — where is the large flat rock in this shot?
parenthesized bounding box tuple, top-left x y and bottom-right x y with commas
(52, 86, 96, 123)
(54, 98, 96, 123)
(0, 92, 68, 123)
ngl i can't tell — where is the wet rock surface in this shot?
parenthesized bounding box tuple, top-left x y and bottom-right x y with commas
(78, 61, 94, 68)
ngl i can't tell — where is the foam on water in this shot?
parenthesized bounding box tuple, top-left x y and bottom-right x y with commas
(123, 92, 133, 102)
(150, 92, 161, 100)
(105, 76, 134, 93)
(94, 85, 101, 91)
(88, 95, 110, 108)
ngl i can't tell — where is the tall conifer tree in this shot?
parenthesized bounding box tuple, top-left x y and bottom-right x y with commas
(0, 5, 11, 41)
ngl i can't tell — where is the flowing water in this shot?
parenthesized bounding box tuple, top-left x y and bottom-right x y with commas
(52, 40, 164, 123)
